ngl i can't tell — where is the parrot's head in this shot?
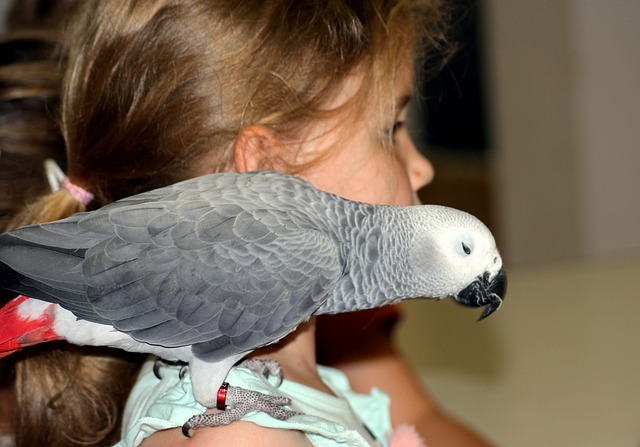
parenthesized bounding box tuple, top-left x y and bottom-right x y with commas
(409, 205, 506, 319)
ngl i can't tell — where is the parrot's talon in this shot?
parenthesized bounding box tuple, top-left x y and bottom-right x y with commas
(237, 358, 284, 387)
(152, 359, 163, 379)
(152, 359, 188, 379)
(181, 385, 301, 436)
(181, 421, 192, 438)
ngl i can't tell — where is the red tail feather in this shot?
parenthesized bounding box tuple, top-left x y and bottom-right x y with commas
(0, 295, 61, 357)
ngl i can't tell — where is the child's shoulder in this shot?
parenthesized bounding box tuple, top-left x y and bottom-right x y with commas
(140, 419, 312, 447)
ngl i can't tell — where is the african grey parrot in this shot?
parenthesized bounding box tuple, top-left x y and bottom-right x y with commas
(0, 170, 506, 433)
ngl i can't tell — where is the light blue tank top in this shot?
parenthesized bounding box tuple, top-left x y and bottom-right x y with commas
(115, 359, 392, 447)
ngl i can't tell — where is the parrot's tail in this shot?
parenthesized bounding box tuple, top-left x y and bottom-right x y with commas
(0, 295, 62, 358)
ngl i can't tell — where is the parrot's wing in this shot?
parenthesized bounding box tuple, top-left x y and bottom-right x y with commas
(0, 214, 99, 314)
(48, 200, 341, 361)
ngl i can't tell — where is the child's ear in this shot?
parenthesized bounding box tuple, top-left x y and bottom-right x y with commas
(233, 125, 286, 173)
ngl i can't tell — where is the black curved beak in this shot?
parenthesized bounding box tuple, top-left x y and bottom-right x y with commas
(454, 268, 506, 320)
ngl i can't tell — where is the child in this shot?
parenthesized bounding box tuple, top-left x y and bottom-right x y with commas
(3, 0, 493, 446)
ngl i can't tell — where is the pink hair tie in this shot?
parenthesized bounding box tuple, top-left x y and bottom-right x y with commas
(44, 159, 94, 206)
(60, 177, 94, 206)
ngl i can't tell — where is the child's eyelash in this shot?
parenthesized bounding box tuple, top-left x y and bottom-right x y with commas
(383, 121, 405, 140)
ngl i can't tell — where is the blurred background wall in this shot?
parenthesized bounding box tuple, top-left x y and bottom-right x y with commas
(487, 0, 640, 265)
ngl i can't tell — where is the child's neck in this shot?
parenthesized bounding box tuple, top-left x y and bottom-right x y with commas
(249, 317, 335, 396)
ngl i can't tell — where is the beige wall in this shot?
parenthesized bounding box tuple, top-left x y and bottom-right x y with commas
(483, 0, 640, 265)
(569, 0, 640, 258)
(483, 0, 583, 265)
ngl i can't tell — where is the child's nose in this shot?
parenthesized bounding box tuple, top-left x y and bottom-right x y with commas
(404, 140, 434, 192)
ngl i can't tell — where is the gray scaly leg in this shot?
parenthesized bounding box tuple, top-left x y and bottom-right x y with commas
(182, 384, 301, 436)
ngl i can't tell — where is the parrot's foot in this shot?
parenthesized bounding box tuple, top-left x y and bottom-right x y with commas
(237, 358, 284, 386)
(181, 384, 301, 436)
(152, 358, 188, 379)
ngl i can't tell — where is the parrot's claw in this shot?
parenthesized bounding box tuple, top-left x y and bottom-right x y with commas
(237, 358, 284, 387)
(181, 385, 301, 437)
(153, 358, 187, 379)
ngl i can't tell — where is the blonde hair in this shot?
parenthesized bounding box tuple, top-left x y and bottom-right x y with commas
(6, 1, 452, 445)
(56, 0, 449, 206)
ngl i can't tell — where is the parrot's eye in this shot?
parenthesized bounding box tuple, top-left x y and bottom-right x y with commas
(461, 242, 472, 255)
